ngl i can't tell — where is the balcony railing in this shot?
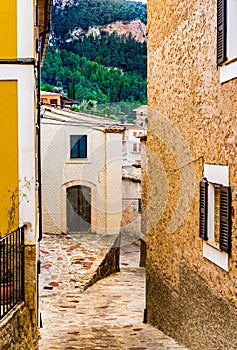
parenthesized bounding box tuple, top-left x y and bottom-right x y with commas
(0, 226, 25, 319)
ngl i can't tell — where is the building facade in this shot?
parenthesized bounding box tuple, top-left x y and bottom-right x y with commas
(41, 107, 123, 236)
(41, 91, 61, 107)
(146, 1, 237, 349)
(0, 0, 52, 348)
(122, 166, 142, 244)
(122, 125, 145, 164)
(133, 105, 148, 127)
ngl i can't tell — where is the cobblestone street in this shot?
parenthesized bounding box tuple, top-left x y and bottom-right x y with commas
(39, 234, 188, 350)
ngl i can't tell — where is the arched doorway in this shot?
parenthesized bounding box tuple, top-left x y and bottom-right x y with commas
(66, 185, 91, 233)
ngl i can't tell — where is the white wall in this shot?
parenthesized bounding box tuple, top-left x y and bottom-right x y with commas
(0, 65, 36, 242)
(41, 109, 122, 235)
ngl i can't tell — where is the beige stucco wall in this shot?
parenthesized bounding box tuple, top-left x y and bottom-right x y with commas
(121, 179, 141, 243)
(41, 108, 122, 235)
(146, 1, 237, 349)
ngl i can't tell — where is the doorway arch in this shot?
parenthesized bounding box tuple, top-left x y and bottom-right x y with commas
(62, 180, 96, 233)
(66, 185, 91, 233)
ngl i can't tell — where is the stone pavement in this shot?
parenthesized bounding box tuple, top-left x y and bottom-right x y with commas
(39, 234, 188, 350)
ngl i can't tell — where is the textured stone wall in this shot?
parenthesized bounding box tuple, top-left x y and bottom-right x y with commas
(0, 244, 38, 349)
(146, 0, 237, 349)
(0, 303, 38, 350)
(85, 233, 120, 289)
(146, 262, 237, 350)
(121, 179, 141, 243)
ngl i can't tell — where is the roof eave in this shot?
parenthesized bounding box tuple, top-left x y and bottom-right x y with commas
(38, 0, 53, 64)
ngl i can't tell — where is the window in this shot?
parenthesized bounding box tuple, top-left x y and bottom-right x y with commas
(138, 198, 142, 213)
(199, 180, 232, 253)
(133, 143, 141, 152)
(70, 135, 87, 158)
(50, 98, 58, 106)
(217, 0, 237, 81)
(199, 165, 231, 271)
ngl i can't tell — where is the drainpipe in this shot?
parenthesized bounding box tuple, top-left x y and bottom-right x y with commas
(36, 7, 43, 328)
(37, 13, 42, 243)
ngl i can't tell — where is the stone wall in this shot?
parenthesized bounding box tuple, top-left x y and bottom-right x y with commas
(146, 0, 237, 349)
(121, 179, 141, 243)
(146, 262, 237, 350)
(85, 233, 120, 289)
(0, 244, 38, 349)
(0, 303, 38, 350)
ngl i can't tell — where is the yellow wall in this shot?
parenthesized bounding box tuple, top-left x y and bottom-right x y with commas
(0, 81, 18, 234)
(0, 0, 17, 59)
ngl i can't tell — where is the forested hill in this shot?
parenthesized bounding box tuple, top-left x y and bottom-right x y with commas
(41, 0, 147, 112)
(53, 0, 147, 38)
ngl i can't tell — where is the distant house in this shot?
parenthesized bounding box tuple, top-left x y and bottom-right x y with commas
(122, 125, 145, 164)
(41, 106, 124, 235)
(41, 91, 61, 107)
(133, 105, 148, 127)
(41, 91, 79, 109)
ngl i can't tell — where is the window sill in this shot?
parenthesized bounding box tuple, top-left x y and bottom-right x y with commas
(205, 240, 220, 251)
(66, 159, 92, 164)
(203, 241, 228, 271)
(220, 59, 237, 83)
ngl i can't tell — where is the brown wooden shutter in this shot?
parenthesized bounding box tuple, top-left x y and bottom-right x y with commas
(199, 180, 208, 240)
(220, 186, 231, 253)
(217, 0, 227, 65)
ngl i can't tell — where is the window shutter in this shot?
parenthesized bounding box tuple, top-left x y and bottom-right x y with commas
(217, 0, 227, 65)
(199, 180, 208, 240)
(219, 186, 231, 253)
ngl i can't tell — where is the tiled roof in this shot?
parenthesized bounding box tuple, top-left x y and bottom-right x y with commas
(104, 125, 126, 133)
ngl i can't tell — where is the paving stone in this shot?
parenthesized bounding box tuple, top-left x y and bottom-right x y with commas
(39, 233, 188, 350)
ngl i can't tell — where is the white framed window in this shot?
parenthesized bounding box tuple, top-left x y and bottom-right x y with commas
(70, 135, 87, 159)
(199, 165, 231, 271)
(217, 0, 237, 82)
(67, 132, 92, 164)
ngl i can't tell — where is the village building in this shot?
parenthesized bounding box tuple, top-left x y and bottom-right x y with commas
(133, 105, 148, 128)
(0, 0, 52, 348)
(41, 91, 61, 107)
(121, 165, 142, 244)
(146, 1, 237, 349)
(41, 90, 79, 109)
(122, 125, 145, 164)
(41, 106, 124, 236)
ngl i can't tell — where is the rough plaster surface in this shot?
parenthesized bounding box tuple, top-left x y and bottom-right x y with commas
(146, 0, 237, 348)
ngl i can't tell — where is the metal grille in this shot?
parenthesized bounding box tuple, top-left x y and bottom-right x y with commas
(0, 226, 25, 319)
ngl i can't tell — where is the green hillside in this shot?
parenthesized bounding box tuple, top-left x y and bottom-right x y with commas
(41, 0, 147, 109)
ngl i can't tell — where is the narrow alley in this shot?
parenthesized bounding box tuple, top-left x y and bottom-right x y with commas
(39, 234, 188, 350)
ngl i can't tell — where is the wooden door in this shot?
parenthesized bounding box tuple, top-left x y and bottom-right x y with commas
(66, 186, 91, 233)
